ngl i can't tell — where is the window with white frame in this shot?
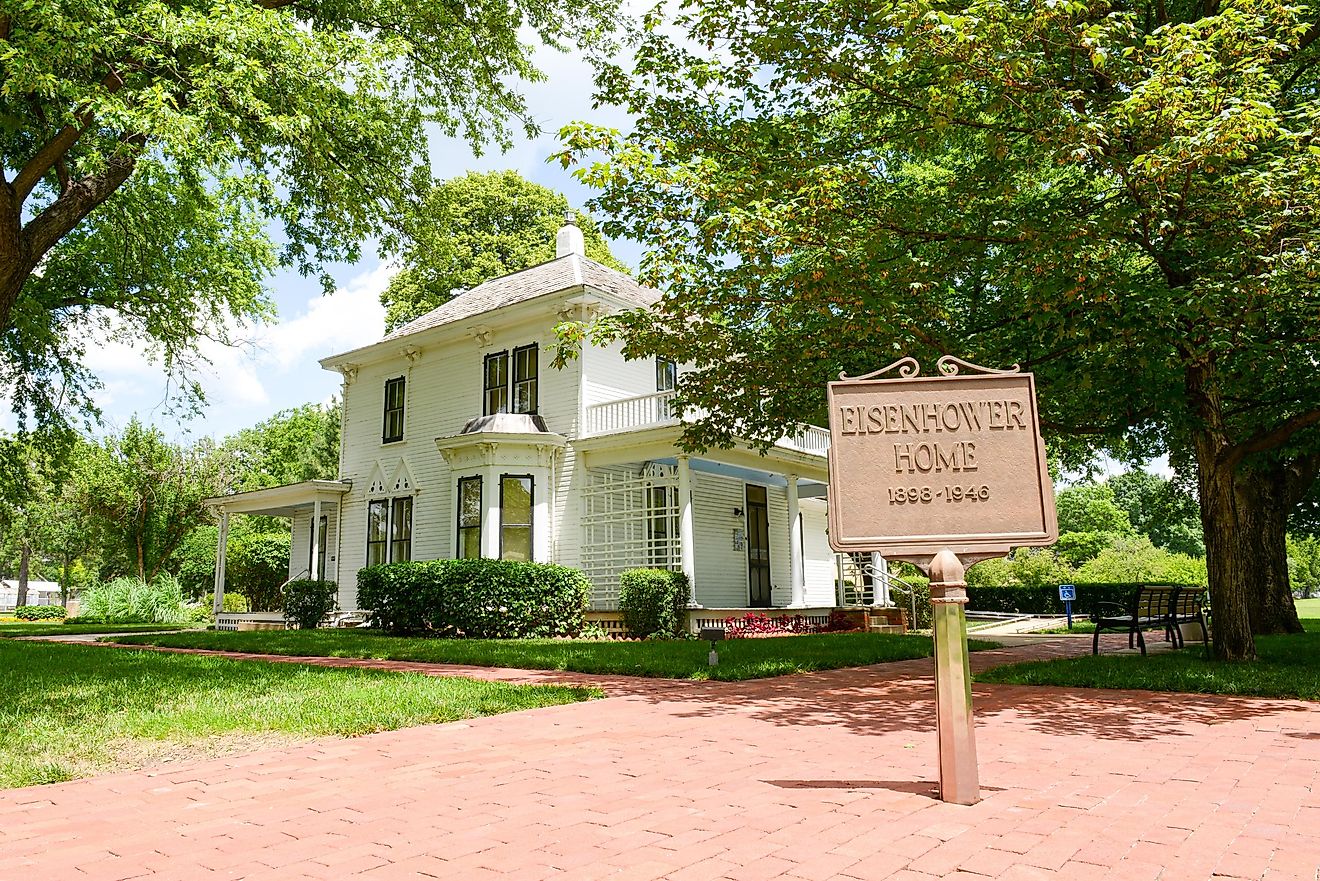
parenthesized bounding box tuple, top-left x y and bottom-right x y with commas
(483, 344, 538, 415)
(366, 497, 412, 566)
(499, 474, 533, 561)
(382, 377, 405, 443)
(457, 476, 482, 558)
(656, 358, 676, 392)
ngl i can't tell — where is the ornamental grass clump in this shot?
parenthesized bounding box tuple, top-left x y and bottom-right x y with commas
(78, 574, 191, 625)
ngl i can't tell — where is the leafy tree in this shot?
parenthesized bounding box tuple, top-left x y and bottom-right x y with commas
(1108, 470, 1205, 557)
(1076, 536, 1208, 587)
(965, 548, 1076, 589)
(383, 171, 627, 331)
(81, 420, 231, 582)
(0, 427, 82, 601)
(1056, 485, 1135, 536)
(225, 402, 341, 493)
(177, 523, 290, 611)
(0, 0, 616, 426)
(1288, 535, 1320, 599)
(559, 0, 1320, 660)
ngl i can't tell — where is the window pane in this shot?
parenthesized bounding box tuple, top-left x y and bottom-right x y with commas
(501, 527, 532, 561)
(501, 476, 532, 525)
(368, 501, 388, 542)
(383, 378, 405, 442)
(459, 478, 481, 528)
(500, 475, 533, 561)
(656, 358, 676, 392)
(391, 497, 412, 562)
(459, 528, 481, 559)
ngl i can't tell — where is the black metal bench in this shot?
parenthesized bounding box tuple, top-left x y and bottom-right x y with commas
(1091, 585, 1202, 655)
(1168, 587, 1209, 650)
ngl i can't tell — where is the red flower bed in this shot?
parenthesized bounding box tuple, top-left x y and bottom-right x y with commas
(723, 610, 860, 638)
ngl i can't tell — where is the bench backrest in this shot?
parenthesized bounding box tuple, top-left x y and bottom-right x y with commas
(1172, 588, 1205, 616)
(1132, 585, 1179, 619)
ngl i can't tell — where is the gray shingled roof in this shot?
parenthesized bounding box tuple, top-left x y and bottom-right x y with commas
(382, 254, 660, 341)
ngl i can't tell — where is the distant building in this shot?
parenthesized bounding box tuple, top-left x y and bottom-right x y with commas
(0, 580, 64, 611)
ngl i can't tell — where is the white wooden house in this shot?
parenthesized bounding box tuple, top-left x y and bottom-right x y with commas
(207, 219, 858, 630)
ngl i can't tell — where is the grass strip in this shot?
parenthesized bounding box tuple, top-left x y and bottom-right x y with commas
(0, 623, 198, 637)
(978, 619, 1320, 700)
(0, 639, 596, 789)
(110, 628, 997, 681)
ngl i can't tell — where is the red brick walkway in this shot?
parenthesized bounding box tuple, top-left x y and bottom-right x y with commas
(3, 638, 1318, 881)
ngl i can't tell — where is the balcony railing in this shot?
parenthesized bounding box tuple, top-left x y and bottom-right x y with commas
(583, 391, 829, 457)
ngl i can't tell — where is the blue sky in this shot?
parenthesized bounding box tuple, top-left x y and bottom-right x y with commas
(64, 44, 641, 444)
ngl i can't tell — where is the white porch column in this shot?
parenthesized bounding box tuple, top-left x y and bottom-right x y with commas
(871, 551, 887, 606)
(787, 474, 805, 608)
(482, 466, 502, 559)
(212, 509, 230, 617)
(677, 454, 697, 605)
(311, 497, 322, 580)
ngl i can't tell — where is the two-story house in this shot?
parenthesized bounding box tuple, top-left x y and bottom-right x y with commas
(207, 218, 849, 630)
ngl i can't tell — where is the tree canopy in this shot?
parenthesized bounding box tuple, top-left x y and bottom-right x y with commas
(382, 170, 626, 331)
(560, 0, 1320, 659)
(0, 0, 615, 426)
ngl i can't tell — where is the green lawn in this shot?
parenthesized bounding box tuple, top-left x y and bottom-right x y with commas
(0, 639, 596, 789)
(110, 628, 997, 681)
(978, 618, 1320, 700)
(1295, 597, 1320, 618)
(0, 622, 195, 637)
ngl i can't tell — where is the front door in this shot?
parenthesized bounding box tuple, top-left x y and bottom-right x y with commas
(746, 484, 772, 607)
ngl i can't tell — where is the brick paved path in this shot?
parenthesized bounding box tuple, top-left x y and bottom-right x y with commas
(2, 638, 1318, 881)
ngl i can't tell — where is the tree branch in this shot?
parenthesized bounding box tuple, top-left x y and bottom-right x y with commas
(22, 134, 145, 259)
(12, 67, 128, 205)
(1223, 409, 1320, 469)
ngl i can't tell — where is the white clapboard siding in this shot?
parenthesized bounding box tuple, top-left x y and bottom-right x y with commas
(802, 500, 837, 606)
(691, 471, 753, 608)
(582, 338, 662, 409)
(335, 317, 582, 601)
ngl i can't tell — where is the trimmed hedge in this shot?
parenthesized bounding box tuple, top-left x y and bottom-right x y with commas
(283, 580, 338, 629)
(966, 582, 1194, 615)
(888, 577, 932, 630)
(357, 559, 591, 638)
(14, 605, 66, 620)
(618, 569, 690, 638)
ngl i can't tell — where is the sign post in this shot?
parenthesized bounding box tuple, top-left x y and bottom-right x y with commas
(826, 356, 1058, 805)
(1058, 584, 1076, 629)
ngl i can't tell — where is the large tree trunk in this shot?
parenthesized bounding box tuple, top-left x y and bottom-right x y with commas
(1194, 432, 1258, 660)
(1239, 463, 1304, 635)
(16, 540, 30, 608)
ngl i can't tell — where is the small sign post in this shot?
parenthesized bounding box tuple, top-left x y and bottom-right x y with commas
(1058, 584, 1076, 629)
(827, 356, 1058, 805)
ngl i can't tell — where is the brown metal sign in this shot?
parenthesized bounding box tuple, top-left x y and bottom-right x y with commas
(826, 356, 1058, 560)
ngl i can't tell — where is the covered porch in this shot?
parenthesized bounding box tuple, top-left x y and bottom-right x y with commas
(202, 480, 352, 623)
(574, 424, 832, 612)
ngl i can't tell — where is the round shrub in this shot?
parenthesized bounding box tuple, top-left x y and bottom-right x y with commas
(358, 560, 591, 638)
(283, 580, 338, 629)
(618, 568, 690, 639)
(15, 605, 66, 621)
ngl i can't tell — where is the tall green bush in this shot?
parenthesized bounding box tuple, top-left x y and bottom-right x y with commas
(78, 574, 191, 624)
(887, 576, 931, 630)
(357, 559, 591, 638)
(283, 580, 338, 629)
(617, 569, 690, 638)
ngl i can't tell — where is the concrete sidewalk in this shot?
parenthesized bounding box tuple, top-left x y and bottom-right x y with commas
(1, 639, 1317, 880)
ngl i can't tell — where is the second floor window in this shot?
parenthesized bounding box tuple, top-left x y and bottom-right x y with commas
(483, 344, 539, 415)
(484, 351, 509, 415)
(656, 358, 676, 392)
(383, 377, 405, 443)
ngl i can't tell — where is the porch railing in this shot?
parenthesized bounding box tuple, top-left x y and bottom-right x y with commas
(583, 390, 830, 457)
